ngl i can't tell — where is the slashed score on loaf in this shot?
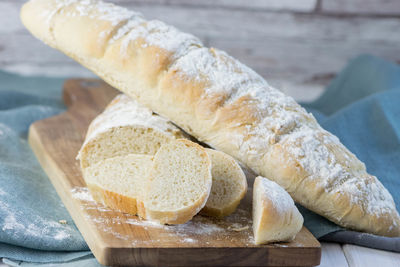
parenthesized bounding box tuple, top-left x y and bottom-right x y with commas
(21, 0, 400, 236)
(79, 94, 247, 218)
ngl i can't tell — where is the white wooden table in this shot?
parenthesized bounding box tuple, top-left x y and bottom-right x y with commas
(320, 243, 400, 267)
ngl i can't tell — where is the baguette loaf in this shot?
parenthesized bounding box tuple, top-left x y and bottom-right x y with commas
(253, 176, 303, 244)
(79, 93, 247, 217)
(21, 0, 400, 236)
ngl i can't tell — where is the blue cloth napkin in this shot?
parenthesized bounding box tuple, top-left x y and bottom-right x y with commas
(0, 71, 99, 266)
(302, 54, 400, 251)
(0, 54, 399, 265)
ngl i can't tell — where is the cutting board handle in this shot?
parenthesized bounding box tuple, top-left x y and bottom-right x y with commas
(62, 79, 119, 110)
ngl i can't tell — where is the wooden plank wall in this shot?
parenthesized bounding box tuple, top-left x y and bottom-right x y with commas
(1, 0, 399, 101)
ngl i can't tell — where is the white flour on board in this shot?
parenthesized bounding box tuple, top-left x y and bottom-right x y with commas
(0, 198, 72, 242)
(70, 186, 254, 245)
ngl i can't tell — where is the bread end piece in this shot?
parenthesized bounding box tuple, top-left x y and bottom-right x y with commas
(87, 183, 138, 214)
(253, 176, 303, 245)
(201, 148, 247, 218)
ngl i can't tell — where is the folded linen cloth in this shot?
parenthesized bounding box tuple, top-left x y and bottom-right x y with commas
(0, 54, 399, 266)
(303, 54, 400, 252)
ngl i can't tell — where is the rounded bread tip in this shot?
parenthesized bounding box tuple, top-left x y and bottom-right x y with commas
(253, 176, 303, 245)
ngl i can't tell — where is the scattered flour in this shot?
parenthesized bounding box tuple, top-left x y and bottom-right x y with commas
(0, 200, 71, 243)
(120, 19, 201, 60)
(71, 186, 255, 246)
(70, 187, 95, 202)
(258, 177, 294, 215)
(182, 237, 195, 243)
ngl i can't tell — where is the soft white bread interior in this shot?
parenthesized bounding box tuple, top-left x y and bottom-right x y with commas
(139, 139, 212, 224)
(83, 154, 153, 215)
(253, 176, 303, 245)
(202, 149, 247, 218)
(77, 94, 185, 169)
(21, 0, 400, 236)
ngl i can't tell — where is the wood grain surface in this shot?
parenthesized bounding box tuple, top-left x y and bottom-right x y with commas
(28, 79, 321, 267)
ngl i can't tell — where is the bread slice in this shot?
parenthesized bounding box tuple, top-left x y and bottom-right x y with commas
(138, 139, 212, 224)
(83, 154, 153, 215)
(77, 94, 185, 169)
(253, 176, 303, 245)
(201, 149, 247, 217)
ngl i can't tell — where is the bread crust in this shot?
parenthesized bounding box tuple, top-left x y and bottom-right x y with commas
(87, 183, 139, 215)
(253, 176, 304, 245)
(21, 0, 400, 236)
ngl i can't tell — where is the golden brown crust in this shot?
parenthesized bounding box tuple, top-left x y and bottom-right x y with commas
(200, 201, 240, 218)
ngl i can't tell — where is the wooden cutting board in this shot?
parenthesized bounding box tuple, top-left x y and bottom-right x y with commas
(28, 79, 321, 267)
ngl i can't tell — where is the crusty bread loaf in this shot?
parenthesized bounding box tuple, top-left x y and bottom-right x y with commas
(79, 94, 247, 217)
(253, 176, 303, 245)
(202, 149, 247, 217)
(77, 94, 185, 168)
(21, 0, 400, 236)
(83, 154, 153, 215)
(139, 139, 212, 224)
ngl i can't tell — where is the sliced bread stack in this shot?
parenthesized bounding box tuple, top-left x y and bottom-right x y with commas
(78, 94, 247, 223)
(85, 139, 212, 224)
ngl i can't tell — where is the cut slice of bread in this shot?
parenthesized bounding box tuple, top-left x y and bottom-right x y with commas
(201, 149, 247, 217)
(77, 94, 185, 168)
(138, 139, 212, 224)
(83, 154, 153, 215)
(253, 176, 303, 245)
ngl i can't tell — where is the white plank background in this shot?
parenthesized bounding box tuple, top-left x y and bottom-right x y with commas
(1, 0, 399, 266)
(1, 0, 400, 102)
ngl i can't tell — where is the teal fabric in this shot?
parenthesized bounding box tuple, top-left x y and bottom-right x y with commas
(301, 55, 400, 251)
(0, 72, 99, 265)
(301, 55, 400, 238)
(0, 54, 399, 265)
